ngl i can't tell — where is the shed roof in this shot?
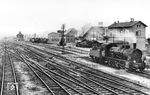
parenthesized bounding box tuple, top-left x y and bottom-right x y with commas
(108, 21, 147, 29)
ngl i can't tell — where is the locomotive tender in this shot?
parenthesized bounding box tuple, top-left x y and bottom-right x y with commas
(89, 43, 146, 72)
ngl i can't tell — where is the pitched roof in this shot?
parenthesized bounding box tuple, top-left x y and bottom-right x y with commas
(108, 21, 147, 29)
(48, 32, 58, 35)
(82, 26, 106, 37)
(64, 28, 77, 35)
(79, 25, 92, 37)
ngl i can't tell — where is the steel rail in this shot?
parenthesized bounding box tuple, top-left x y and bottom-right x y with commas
(17, 48, 132, 95)
(25, 59, 83, 95)
(17, 52, 77, 95)
(28, 51, 142, 95)
(12, 49, 100, 95)
(0, 47, 19, 95)
(0, 50, 5, 95)
(11, 42, 149, 94)
(16, 52, 95, 95)
(7, 50, 20, 95)
(22, 55, 100, 95)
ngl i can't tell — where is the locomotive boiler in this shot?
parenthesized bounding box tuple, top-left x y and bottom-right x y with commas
(89, 43, 146, 72)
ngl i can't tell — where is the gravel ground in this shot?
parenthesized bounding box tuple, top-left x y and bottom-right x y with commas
(65, 55, 150, 91)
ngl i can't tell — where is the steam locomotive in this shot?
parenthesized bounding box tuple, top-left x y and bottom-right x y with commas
(89, 43, 146, 72)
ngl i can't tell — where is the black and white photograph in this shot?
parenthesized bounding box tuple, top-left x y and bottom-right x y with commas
(0, 0, 150, 95)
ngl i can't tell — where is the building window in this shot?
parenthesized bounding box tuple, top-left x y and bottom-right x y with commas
(136, 30, 141, 36)
(137, 25, 141, 27)
(136, 31, 139, 36)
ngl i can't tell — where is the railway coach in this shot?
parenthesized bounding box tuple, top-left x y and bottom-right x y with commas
(30, 38, 48, 43)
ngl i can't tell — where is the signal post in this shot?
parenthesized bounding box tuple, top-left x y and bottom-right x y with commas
(57, 24, 66, 53)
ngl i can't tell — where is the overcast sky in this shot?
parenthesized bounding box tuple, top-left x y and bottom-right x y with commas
(0, 0, 149, 39)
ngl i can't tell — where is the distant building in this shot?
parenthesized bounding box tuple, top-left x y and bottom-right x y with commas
(65, 28, 77, 43)
(81, 26, 107, 41)
(108, 18, 147, 50)
(16, 31, 24, 41)
(48, 32, 60, 43)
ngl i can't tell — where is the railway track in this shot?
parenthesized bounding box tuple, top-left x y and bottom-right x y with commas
(27, 42, 150, 80)
(14, 42, 150, 80)
(11, 42, 150, 94)
(9, 50, 77, 95)
(14, 48, 145, 95)
(0, 47, 19, 95)
(19, 43, 149, 85)
(28, 42, 89, 54)
(28, 49, 150, 94)
(12, 48, 101, 95)
(129, 70, 150, 79)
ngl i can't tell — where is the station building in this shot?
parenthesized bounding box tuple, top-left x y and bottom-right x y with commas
(108, 18, 147, 50)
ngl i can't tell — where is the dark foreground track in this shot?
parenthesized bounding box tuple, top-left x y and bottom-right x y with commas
(0, 47, 19, 95)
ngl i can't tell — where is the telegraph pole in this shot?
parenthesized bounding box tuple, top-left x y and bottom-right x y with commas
(61, 24, 65, 51)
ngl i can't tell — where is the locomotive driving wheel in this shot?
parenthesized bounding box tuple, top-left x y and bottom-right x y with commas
(115, 60, 120, 69)
(128, 63, 136, 72)
(119, 62, 125, 69)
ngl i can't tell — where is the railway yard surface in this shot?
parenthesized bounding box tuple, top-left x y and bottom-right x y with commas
(0, 41, 150, 95)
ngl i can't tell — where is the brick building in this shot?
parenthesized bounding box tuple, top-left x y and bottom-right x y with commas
(48, 32, 60, 43)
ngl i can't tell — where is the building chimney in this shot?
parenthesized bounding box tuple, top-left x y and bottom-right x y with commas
(130, 18, 134, 22)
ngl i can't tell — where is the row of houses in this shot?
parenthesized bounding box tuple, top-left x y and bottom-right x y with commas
(48, 18, 147, 50)
(48, 28, 78, 43)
